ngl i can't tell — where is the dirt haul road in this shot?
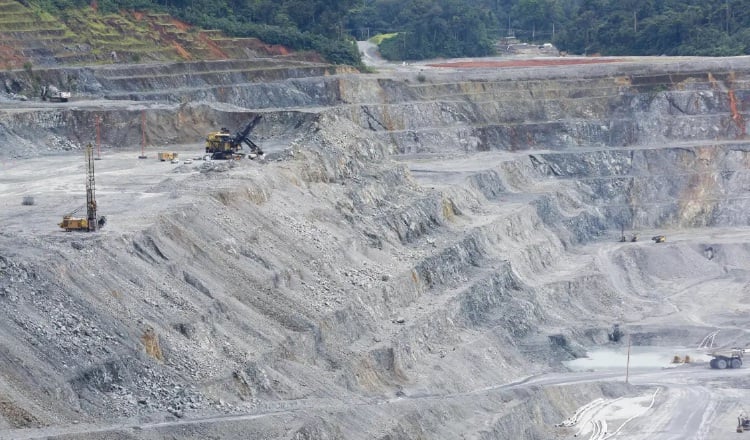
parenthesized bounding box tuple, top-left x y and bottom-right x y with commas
(3, 362, 748, 439)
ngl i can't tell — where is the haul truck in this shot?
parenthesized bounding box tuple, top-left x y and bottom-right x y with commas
(709, 348, 748, 369)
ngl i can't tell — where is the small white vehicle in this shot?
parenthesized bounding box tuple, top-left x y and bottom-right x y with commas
(41, 85, 71, 102)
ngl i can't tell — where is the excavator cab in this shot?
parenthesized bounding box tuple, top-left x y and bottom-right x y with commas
(205, 128, 234, 159)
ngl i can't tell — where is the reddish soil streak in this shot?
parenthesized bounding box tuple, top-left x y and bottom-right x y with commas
(728, 90, 746, 136)
(427, 58, 624, 69)
(0, 44, 26, 69)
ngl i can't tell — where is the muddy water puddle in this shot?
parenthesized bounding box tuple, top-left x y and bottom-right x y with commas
(564, 347, 713, 371)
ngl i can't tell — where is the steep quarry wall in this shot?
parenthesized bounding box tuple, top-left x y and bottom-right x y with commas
(2, 56, 750, 438)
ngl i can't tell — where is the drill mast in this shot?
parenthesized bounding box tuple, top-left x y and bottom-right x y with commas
(85, 144, 97, 231)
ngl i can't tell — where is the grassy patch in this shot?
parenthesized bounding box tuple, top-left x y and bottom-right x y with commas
(370, 33, 398, 45)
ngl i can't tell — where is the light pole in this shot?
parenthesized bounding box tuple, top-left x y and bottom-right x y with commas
(726, 0, 730, 34)
(508, 13, 511, 36)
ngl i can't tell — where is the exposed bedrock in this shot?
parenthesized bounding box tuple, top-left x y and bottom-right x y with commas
(2, 61, 749, 230)
(2, 57, 750, 438)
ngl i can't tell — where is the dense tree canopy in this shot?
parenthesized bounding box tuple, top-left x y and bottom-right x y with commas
(33, 0, 750, 64)
(376, 0, 497, 60)
(553, 0, 750, 56)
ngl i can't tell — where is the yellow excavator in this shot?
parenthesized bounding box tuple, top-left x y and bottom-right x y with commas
(205, 115, 264, 160)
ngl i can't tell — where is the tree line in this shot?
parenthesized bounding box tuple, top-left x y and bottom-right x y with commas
(33, 0, 750, 65)
(555, 0, 750, 56)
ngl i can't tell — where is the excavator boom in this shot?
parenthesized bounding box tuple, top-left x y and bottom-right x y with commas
(234, 115, 262, 143)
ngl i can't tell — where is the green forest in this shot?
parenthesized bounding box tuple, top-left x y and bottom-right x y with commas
(35, 0, 750, 65)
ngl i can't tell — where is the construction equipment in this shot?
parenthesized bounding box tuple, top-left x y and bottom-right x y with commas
(709, 348, 748, 369)
(59, 206, 89, 231)
(652, 235, 666, 243)
(59, 144, 106, 232)
(608, 323, 623, 342)
(205, 115, 264, 160)
(158, 152, 177, 161)
(41, 85, 71, 102)
(619, 225, 638, 242)
(738, 412, 750, 432)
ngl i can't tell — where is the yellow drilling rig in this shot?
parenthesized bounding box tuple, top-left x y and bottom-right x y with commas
(59, 144, 106, 232)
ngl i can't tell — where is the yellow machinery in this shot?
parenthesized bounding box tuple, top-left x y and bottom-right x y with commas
(205, 128, 234, 159)
(205, 115, 263, 160)
(59, 144, 105, 232)
(59, 211, 89, 232)
(652, 235, 666, 243)
(158, 152, 177, 161)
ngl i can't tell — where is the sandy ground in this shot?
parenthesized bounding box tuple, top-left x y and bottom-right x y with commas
(0, 146, 212, 237)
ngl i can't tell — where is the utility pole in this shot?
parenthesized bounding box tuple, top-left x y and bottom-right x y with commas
(138, 110, 148, 159)
(726, 0, 730, 34)
(508, 14, 511, 36)
(402, 31, 407, 61)
(625, 335, 632, 384)
(95, 115, 102, 160)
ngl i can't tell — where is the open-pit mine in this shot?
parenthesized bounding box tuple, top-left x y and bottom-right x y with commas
(2, 49, 750, 439)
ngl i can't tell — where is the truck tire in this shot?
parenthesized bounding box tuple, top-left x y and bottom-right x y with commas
(717, 358, 728, 369)
(732, 358, 742, 369)
(710, 359, 718, 369)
